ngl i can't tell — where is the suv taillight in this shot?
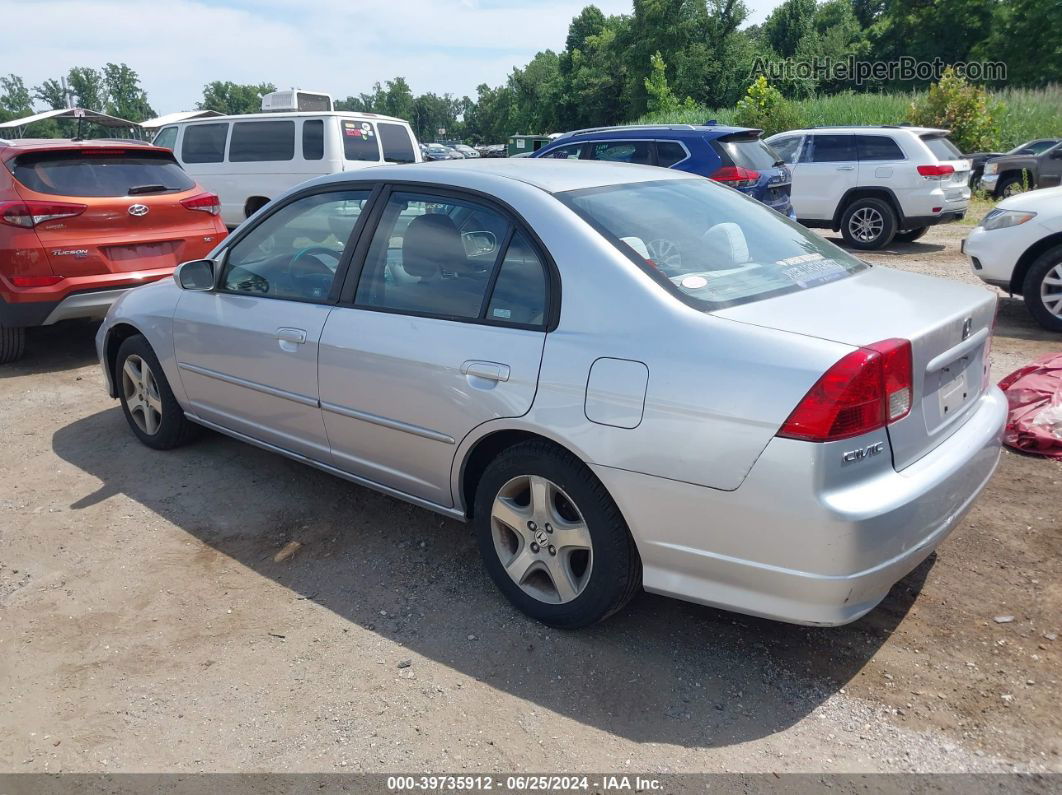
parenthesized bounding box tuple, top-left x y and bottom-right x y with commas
(916, 164, 955, 179)
(180, 192, 221, 215)
(778, 338, 913, 442)
(710, 166, 760, 188)
(0, 200, 86, 228)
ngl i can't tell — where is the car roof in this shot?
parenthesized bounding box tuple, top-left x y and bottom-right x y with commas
(771, 126, 949, 137)
(306, 157, 694, 194)
(551, 123, 758, 142)
(0, 138, 163, 160)
(174, 110, 409, 125)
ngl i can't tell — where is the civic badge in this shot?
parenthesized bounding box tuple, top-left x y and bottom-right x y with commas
(128, 204, 149, 217)
(961, 317, 972, 340)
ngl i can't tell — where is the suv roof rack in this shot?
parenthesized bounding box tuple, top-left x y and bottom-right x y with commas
(808, 124, 909, 129)
(556, 123, 702, 139)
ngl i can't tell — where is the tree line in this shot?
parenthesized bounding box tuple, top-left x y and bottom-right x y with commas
(1, 0, 1055, 143)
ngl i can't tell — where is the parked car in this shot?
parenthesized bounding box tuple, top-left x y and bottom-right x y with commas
(423, 143, 461, 161)
(980, 139, 1062, 198)
(532, 124, 794, 218)
(0, 138, 226, 364)
(97, 159, 1005, 629)
(766, 126, 971, 250)
(965, 139, 1061, 190)
(964, 185, 1062, 331)
(478, 144, 506, 158)
(452, 144, 481, 159)
(152, 111, 421, 227)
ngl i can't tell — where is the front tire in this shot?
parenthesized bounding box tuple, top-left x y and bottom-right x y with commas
(1023, 244, 1062, 332)
(841, 197, 897, 250)
(116, 334, 199, 449)
(894, 226, 929, 243)
(473, 440, 640, 628)
(0, 327, 26, 364)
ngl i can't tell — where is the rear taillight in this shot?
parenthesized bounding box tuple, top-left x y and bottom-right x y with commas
(710, 166, 760, 189)
(778, 338, 913, 442)
(0, 200, 87, 228)
(180, 192, 221, 215)
(9, 275, 63, 288)
(916, 164, 955, 179)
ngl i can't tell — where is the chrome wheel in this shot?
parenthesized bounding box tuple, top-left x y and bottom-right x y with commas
(848, 206, 884, 243)
(490, 475, 593, 604)
(1042, 262, 1062, 318)
(1001, 180, 1026, 198)
(121, 354, 163, 435)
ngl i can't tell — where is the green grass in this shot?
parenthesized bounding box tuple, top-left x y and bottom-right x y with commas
(637, 86, 1062, 150)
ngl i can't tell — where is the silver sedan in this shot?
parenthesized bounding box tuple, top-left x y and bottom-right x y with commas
(96, 159, 1006, 628)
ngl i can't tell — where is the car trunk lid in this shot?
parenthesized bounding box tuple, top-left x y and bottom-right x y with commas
(713, 265, 996, 470)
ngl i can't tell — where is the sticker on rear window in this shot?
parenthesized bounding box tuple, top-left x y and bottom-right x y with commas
(777, 255, 850, 288)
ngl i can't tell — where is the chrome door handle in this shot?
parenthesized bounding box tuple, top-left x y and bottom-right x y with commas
(275, 327, 307, 344)
(462, 360, 510, 382)
(837, 165, 855, 171)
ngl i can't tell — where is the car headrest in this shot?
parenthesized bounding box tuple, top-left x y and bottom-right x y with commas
(402, 213, 468, 279)
(702, 222, 750, 267)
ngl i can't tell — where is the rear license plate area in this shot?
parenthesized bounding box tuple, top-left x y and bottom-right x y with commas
(103, 241, 180, 271)
(937, 360, 970, 418)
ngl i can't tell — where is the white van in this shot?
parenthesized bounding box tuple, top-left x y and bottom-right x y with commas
(152, 111, 421, 227)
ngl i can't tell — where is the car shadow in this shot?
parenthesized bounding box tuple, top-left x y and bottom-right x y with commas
(52, 408, 928, 749)
(993, 295, 1060, 344)
(823, 235, 947, 256)
(0, 320, 101, 379)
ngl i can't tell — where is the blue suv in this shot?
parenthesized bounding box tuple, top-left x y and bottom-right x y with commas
(532, 124, 794, 217)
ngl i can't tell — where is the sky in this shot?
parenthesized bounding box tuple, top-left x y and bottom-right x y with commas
(4, 0, 784, 116)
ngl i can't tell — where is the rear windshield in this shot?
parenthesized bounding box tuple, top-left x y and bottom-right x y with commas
(342, 120, 380, 161)
(921, 135, 963, 160)
(378, 122, 417, 163)
(560, 178, 867, 309)
(11, 149, 195, 197)
(715, 137, 780, 170)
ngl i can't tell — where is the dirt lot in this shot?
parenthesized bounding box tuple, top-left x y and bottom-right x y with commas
(1, 223, 1060, 776)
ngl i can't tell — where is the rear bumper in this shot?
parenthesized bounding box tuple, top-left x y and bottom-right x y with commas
(594, 386, 1007, 626)
(0, 268, 173, 328)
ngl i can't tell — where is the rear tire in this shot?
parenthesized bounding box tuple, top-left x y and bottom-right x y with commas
(1023, 244, 1062, 332)
(840, 197, 897, 250)
(116, 334, 199, 449)
(894, 226, 929, 243)
(0, 327, 26, 364)
(473, 440, 641, 628)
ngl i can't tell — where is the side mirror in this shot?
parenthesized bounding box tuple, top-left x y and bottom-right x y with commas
(1051, 149, 1062, 159)
(174, 259, 215, 290)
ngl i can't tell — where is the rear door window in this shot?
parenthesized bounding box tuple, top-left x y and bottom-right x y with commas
(587, 141, 653, 165)
(655, 141, 688, 167)
(302, 119, 324, 160)
(342, 120, 380, 161)
(921, 135, 963, 160)
(378, 122, 417, 163)
(715, 137, 779, 170)
(12, 150, 195, 196)
(809, 135, 856, 163)
(856, 135, 905, 161)
(230, 120, 295, 162)
(181, 123, 229, 164)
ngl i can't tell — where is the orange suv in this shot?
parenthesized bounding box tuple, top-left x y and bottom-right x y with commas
(0, 139, 226, 363)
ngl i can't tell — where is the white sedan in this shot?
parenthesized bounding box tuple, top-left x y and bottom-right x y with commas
(964, 186, 1062, 331)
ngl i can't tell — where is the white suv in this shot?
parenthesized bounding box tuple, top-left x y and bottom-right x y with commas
(964, 186, 1062, 331)
(766, 126, 971, 250)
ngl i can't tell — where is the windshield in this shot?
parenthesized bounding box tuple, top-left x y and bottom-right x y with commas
(11, 149, 194, 197)
(1007, 139, 1059, 155)
(716, 137, 780, 170)
(560, 178, 868, 309)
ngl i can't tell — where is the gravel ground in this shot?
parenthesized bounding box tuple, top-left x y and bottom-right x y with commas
(0, 223, 1059, 776)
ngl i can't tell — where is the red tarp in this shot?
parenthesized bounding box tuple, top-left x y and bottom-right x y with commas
(998, 352, 1062, 459)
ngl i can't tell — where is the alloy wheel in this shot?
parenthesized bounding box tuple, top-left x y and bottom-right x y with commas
(1042, 262, 1062, 318)
(849, 207, 884, 243)
(490, 474, 593, 604)
(121, 354, 163, 435)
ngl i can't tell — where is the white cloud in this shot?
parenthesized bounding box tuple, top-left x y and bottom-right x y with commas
(5, 0, 781, 114)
